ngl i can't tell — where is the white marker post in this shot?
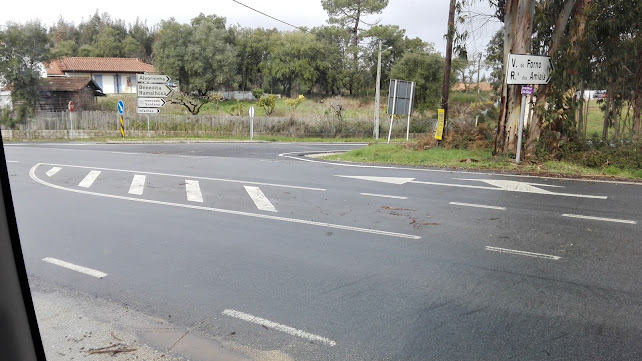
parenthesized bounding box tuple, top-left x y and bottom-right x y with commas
(387, 79, 398, 144)
(249, 106, 255, 140)
(405, 82, 415, 141)
(147, 115, 150, 137)
(516, 86, 533, 164)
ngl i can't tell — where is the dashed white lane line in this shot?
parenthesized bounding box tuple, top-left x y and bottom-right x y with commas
(449, 202, 506, 210)
(185, 180, 203, 202)
(244, 186, 277, 212)
(46, 167, 62, 177)
(360, 193, 407, 200)
(6, 160, 19, 163)
(112, 151, 142, 155)
(78, 170, 101, 188)
(30, 164, 419, 239)
(562, 213, 637, 224)
(39, 162, 325, 191)
(222, 309, 336, 347)
(42, 257, 107, 278)
(485, 246, 561, 260)
(128, 175, 146, 195)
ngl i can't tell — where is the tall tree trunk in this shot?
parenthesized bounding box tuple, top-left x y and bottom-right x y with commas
(524, 0, 589, 158)
(602, 79, 613, 141)
(440, 0, 456, 136)
(577, 80, 585, 138)
(494, 0, 535, 155)
(632, 49, 642, 140)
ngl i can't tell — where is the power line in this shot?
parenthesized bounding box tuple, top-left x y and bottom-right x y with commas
(231, 0, 307, 32)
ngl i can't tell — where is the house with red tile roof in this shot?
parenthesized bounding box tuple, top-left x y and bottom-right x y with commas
(38, 77, 104, 112)
(46, 57, 156, 94)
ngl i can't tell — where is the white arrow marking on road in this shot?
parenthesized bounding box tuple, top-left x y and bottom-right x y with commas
(46, 167, 61, 177)
(78, 170, 101, 188)
(222, 309, 336, 346)
(244, 186, 277, 212)
(42, 257, 108, 278)
(336, 175, 606, 199)
(128, 175, 146, 195)
(185, 180, 203, 202)
(485, 246, 560, 260)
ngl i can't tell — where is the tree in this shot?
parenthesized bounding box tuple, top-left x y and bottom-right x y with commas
(390, 50, 446, 112)
(322, 0, 389, 94)
(0, 21, 51, 120)
(484, 29, 503, 92)
(153, 14, 238, 114)
(91, 27, 124, 57)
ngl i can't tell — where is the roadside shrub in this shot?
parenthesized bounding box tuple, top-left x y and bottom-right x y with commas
(258, 94, 277, 115)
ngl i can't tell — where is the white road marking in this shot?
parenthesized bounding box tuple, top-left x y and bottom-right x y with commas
(30, 164, 419, 239)
(46, 167, 62, 177)
(6, 160, 19, 163)
(112, 151, 142, 155)
(39, 162, 325, 191)
(449, 202, 506, 210)
(244, 186, 277, 212)
(562, 213, 637, 224)
(185, 180, 203, 202)
(485, 246, 561, 260)
(360, 193, 408, 200)
(128, 175, 146, 195)
(222, 309, 336, 347)
(280, 151, 642, 185)
(455, 178, 565, 188)
(337, 175, 607, 199)
(78, 170, 101, 188)
(42, 257, 107, 278)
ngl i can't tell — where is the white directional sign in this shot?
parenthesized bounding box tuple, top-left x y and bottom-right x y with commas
(137, 84, 172, 98)
(137, 98, 166, 108)
(136, 74, 171, 84)
(137, 107, 160, 114)
(506, 54, 552, 85)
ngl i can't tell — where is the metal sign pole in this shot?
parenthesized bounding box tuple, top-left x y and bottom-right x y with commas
(387, 80, 398, 144)
(69, 111, 73, 140)
(516, 90, 527, 164)
(406, 82, 415, 141)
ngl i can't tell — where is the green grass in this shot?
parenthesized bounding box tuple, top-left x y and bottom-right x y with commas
(323, 144, 642, 180)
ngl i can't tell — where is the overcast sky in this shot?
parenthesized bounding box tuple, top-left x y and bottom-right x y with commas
(1, 0, 501, 56)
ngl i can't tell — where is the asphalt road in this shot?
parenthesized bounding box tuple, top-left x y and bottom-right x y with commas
(5, 142, 642, 360)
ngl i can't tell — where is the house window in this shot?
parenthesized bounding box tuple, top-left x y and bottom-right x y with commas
(93, 75, 103, 90)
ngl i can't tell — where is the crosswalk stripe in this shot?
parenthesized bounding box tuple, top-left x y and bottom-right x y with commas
(78, 170, 101, 188)
(185, 180, 203, 202)
(244, 186, 277, 212)
(46, 167, 62, 177)
(128, 175, 146, 195)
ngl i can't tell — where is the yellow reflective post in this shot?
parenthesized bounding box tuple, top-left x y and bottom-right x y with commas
(434, 109, 445, 140)
(120, 115, 125, 138)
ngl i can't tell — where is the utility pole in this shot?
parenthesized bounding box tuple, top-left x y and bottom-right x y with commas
(477, 53, 482, 95)
(374, 40, 383, 139)
(440, 0, 457, 138)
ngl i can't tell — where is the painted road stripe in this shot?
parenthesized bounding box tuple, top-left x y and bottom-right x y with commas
(78, 170, 101, 188)
(244, 186, 277, 212)
(42, 257, 107, 278)
(449, 202, 506, 210)
(185, 180, 203, 202)
(6, 160, 19, 163)
(485, 246, 560, 260)
(38, 162, 325, 192)
(562, 213, 637, 224)
(30, 164, 419, 239)
(222, 309, 336, 347)
(128, 175, 146, 195)
(360, 193, 407, 200)
(46, 167, 62, 177)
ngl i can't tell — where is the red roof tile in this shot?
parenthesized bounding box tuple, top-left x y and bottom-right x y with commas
(41, 77, 100, 92)
(46, 57, 155, 75)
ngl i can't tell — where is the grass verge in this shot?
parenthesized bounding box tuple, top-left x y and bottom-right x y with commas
(321, 144, 642, 180)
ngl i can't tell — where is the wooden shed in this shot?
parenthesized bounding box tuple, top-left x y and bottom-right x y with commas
(38, 77, 104, 112)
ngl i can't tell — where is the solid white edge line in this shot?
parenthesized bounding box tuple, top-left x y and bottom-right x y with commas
(37, 162, 325, 192)
(78, 170, 101, 188)
(30, 164, 419, 240)
(46, 167, 62, 177)
(485, 246, 561, 260)
(360, 193, 407, 200)
(244, 186, 277, 212)
(278, 151, 642, 186)
(128, 174, 146, 195)
(42, 257, 107, 278)
(561, 213, 637, 224)
(185, 180, 203, 202)
(222, 309, 336, 347)
(449, 202, 506, 210)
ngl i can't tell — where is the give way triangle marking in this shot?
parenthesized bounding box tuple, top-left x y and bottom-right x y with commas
(335, 175, 607, 199)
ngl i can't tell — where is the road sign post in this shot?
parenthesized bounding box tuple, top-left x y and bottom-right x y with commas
(435, 109, 445, 140)
(387, 80, 398, 144)
(506, 54, 552, 85)
(516, 86, 534, 164)
(117, 100, 125, 139)
(249, 106, 255, 140)
(68, 101, 74, 140)
(405, 82, 415, 141)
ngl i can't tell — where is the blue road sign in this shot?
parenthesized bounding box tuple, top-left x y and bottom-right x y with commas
(117, 100, 125, 114)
